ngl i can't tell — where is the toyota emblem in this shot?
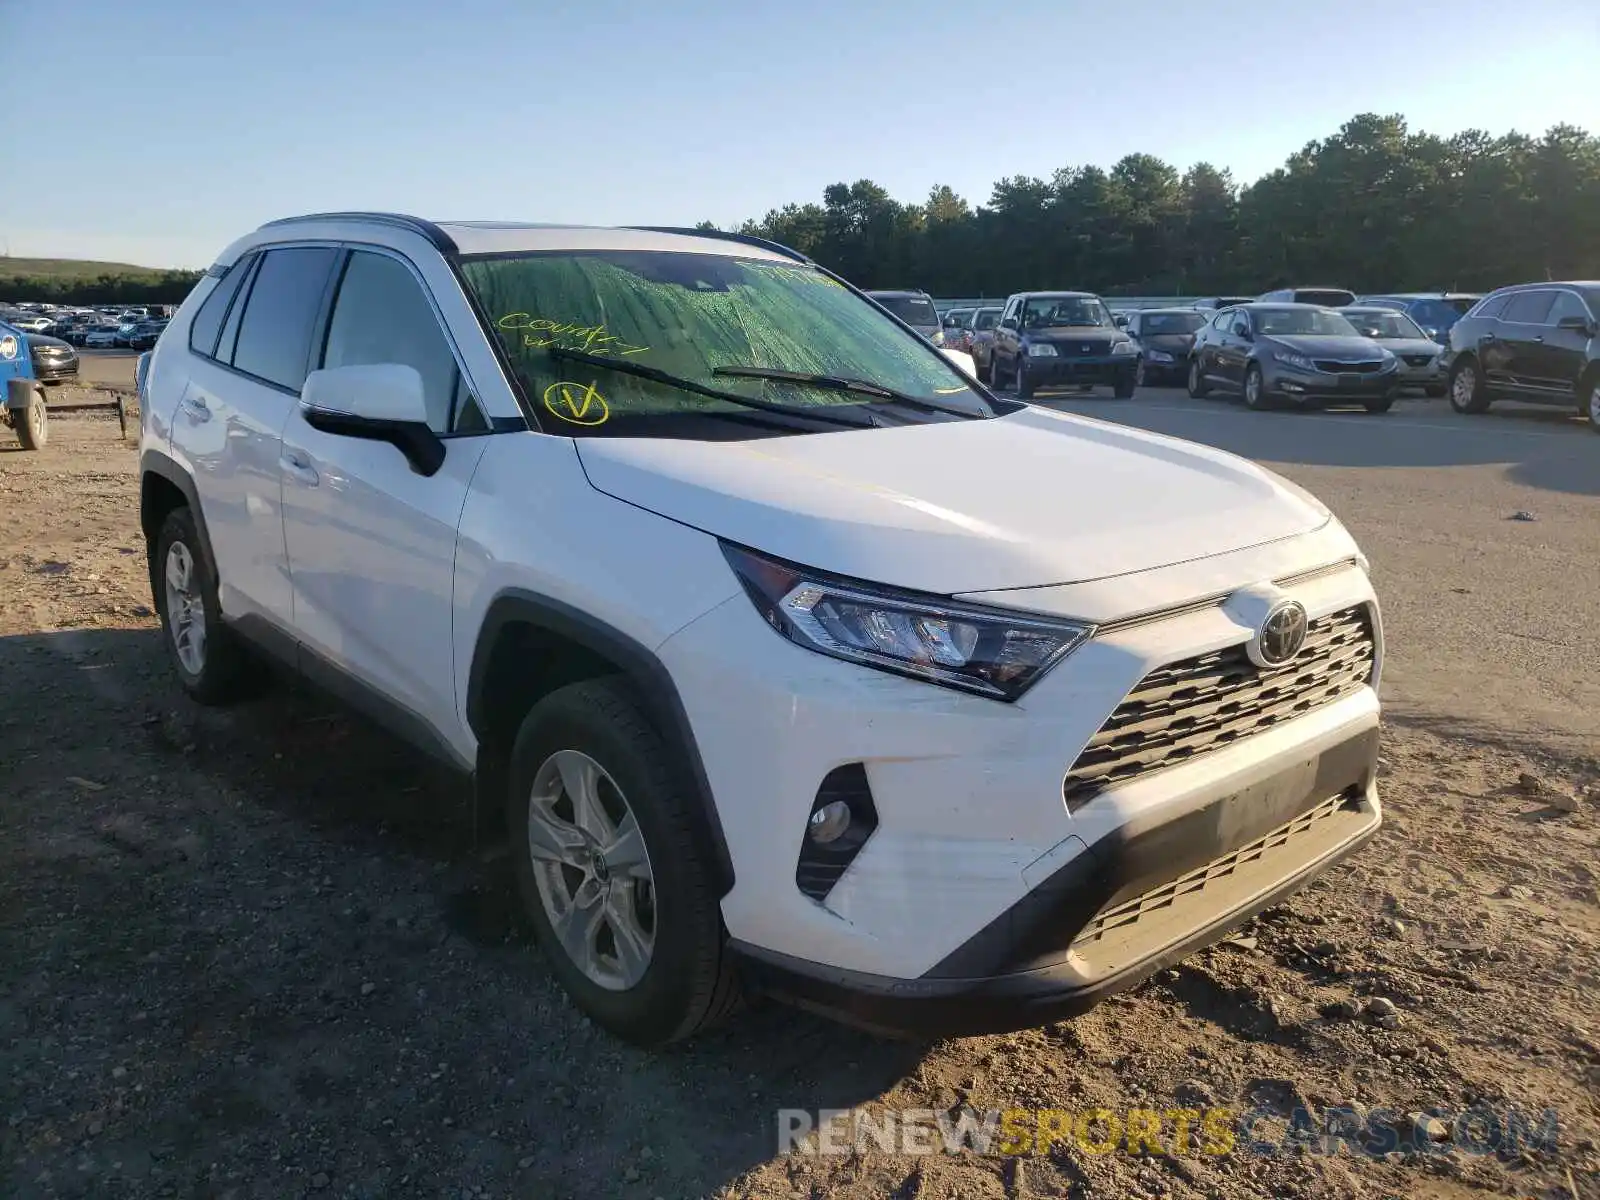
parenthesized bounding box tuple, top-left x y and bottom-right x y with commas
(1252, 600, 1308, 668)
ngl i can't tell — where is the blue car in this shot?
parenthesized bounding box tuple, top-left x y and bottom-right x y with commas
(1, 318, 49, 448)
(1357, 294, 1483, 345)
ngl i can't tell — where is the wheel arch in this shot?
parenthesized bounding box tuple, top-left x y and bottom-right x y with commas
(467, 590, 735, 896)
(140, 450, 214, 606)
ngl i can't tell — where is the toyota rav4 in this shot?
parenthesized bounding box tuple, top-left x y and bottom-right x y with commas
(137, 214, 1384, 1046)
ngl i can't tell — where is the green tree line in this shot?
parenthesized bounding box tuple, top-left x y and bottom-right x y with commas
(0, 268, 204, 306)
(729, 114, 1600, 297)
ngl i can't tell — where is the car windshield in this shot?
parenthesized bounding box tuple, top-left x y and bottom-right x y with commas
(460, 251, 1001, 439)
(1021, 297, 1114, 329)
(873, 295, 938, 326)
(972, 308, 1000, 330)
(1141, 312, 1205, 335)
(1255, 307, 1359, 337)
(1341, 311, 1426, 339)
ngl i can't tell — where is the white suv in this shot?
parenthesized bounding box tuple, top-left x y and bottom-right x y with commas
(137, 214, 1384, 1046)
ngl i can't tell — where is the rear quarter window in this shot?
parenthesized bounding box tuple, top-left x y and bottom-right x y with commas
(187, 256, 252, 357)
(1471, 294, 1510, 320)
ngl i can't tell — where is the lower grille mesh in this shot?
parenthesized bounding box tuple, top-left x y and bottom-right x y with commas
(1071, 787, 1365, 951)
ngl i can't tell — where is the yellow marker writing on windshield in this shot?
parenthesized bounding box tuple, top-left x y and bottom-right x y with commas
(543, 380, 610, 426)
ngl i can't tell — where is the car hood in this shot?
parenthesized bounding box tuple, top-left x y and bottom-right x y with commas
(1265, 334, 1386, 358)
(574, 406, 1329, 594)
(1379, 337, 1444, 357)
(26, 334, 72, 351)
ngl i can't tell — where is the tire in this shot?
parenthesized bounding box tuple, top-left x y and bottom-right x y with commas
(1581, 367, 1600, 434)
(1448, 357, 1491, 413)
(975, 354, 990, 385)
(1134, 359, 1146, 389)
(11, 386, 47, 451)
(154, 508, 263, 704)
(1186, 357, 1210, 399)
(1113, 373, 1135, 400)
(508, 678, 740, 1047)
(1364, 397, 1394, 414)
(992, 355, 1008, 391)
(1243, 363, 1269, 410)
(1015, 361, 1035, 399)
(1424, 384, 1446, 399)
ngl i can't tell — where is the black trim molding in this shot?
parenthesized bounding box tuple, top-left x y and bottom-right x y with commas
(467, 590, 735, 894)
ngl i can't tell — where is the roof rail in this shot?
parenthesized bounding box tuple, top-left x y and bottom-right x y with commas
(256, 212, 457, 254)
(626, 226, 811, 264)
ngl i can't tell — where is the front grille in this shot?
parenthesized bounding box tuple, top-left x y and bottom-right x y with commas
(1402, 353, 1435, 367)
(1062, 605, 1376, 809)
(1314, 360, 1384, 374)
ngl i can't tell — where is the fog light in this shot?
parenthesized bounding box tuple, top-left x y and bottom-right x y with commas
(807, 800, 852, 844)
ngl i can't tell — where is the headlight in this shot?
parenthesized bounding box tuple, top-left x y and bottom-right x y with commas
(722, 544, 1094, 701)
(1275, 349, 1315, 371)
(932, 329, 946, 347)
(1111, 340, 1137, 356)
(1146, 350, 1174, 363)
(1026, 342, 1057, 357)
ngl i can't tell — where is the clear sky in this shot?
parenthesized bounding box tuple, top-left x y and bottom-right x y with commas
(3, 0, 1596, 269)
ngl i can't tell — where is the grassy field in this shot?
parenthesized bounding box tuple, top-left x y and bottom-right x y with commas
(0, 256, 179, 281)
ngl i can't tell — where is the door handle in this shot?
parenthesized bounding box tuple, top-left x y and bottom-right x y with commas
(180, 394, 211, 422)
(1532, 336, 1544, 343)
(279, 447, 320, 487)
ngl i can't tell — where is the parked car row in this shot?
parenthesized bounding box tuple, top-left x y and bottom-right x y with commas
(0, 302, 174, 348)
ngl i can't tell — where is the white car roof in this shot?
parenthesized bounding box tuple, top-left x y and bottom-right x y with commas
(220, 213, 799, 267)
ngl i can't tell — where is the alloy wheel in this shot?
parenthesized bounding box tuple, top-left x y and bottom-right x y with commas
(525, 750, 656, 992)
(1452, 364, 1477, 410)
(164, 542, 207, 675)
(1589, 381, 1600, 429)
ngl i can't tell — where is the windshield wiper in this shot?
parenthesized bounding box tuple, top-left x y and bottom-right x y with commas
(543, 346, 877, 429)
(711, 366, 984, 420)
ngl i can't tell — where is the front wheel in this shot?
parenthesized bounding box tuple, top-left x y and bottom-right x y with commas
(1364, 396, 1394, 414)
(1186, 357, 1210, 398)
(11, 386, 48, 450)
(508, 678, 740, 1047)
(1243, 364, 1268, 410)
(1582, 369, 1600, 434)
(1424, 384, 1446, 399)
(1113, 372, 1135, 399)
(154, 508, 264, 704)
(1015, 362, 1035, 400)
(1449, 358, 1491, 413)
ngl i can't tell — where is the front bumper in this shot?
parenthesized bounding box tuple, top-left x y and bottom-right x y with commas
(33, 358, 78, 381)
(661, 547, 1383, 1035)
(1265, 362, 1397, 401)
(735, 725, 1379, 1037)
(1020, 354, 1136, 387)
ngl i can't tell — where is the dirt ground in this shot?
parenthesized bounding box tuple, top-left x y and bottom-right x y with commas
(2, 391, 1597, 1200)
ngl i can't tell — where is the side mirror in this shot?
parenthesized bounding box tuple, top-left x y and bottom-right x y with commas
(1114, 314, 1129, 327)
(1556, 314, 1595, 335)
(1001, 317, 1018, 330)
(299, 363, 445, 477)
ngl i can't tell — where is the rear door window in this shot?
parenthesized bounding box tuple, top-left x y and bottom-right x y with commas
(1502, 291, 1555, 324)
(230, 247, 339, 390)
